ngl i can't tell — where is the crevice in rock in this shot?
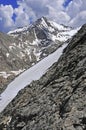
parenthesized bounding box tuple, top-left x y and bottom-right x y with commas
(59, 96, 71, 118)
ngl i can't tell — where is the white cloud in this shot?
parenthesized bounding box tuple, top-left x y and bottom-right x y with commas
(46, 6, 70, 24)
(15, 0, 70, 25)
(14, 1, 37, 27)
(14, 6, 30, 27)
(0, 4, 14, 32)
(69, 11, 86, 27)
(0, 0, 86, 32)
(66, 0, 86, 27)
(66, 0, 82, 18)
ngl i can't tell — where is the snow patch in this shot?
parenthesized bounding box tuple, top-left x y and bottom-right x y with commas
(51, 27, 80, 42)
(11, 69, 25, 75)
(49, 20, 71, 31)
(48, 27, 55, 32)
(0, 72, 11, 79)
(6, 53, 9, 57)
(9, 46, 15, 50)
(33, 48, 41, 61)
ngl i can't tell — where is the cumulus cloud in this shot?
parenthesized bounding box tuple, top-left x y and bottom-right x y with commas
(66, 0, 86, 27)
(0, 0, 86, 32)
(47, 6, 70, 24)
(69, 11, 86, 27)
(0, 4, 14, 32)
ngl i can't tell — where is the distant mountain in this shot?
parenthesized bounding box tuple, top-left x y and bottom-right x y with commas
(8, 17, 76, 43)
(0, 17, 78, 92)
(0, 23, 86, 130)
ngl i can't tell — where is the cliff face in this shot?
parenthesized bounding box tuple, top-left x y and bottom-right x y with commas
(0, 24, 86, 130)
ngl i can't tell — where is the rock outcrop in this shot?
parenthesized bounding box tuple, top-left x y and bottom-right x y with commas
(0, 24, 85, 130)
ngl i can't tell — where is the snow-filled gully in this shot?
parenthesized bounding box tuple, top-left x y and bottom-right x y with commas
(0, 43, 67, 112)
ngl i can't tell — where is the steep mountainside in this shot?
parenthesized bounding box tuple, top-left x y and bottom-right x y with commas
(0, 17, 78, 93)
(0, 24, 86, 129)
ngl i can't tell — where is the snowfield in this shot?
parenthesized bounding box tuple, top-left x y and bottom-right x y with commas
(0, 43, 67, 112)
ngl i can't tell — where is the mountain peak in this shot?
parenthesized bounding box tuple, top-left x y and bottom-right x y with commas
(8, 17, 73, 35)
(34, 16, 49, 28)
(8, 16, 78, 44)
(38, 16, 47, 21)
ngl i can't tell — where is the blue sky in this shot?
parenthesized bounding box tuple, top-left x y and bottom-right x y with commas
(0, 0, 18, 8)
(63, 0, 72, 7)
(0, 0, 86, 32)
(0, 0, 72, 8)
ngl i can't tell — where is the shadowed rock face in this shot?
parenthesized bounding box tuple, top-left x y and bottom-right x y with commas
(0, 24, 85, 129)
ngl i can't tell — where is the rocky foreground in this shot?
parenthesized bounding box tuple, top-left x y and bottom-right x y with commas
(0, 24, 86, 130)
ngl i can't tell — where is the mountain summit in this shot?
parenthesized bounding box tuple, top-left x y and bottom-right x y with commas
(8, 16, 77, 43)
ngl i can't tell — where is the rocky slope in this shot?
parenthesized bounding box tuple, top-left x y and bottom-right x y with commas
(0, 17, 78, 93)
(0, 23, 86, 129)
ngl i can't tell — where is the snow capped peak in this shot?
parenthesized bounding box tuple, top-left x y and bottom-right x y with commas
(35, 17, 72, 31)
(7, 17, 79, 44)
(8, 17, 74, 35)
(35, 16, 47, 24)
